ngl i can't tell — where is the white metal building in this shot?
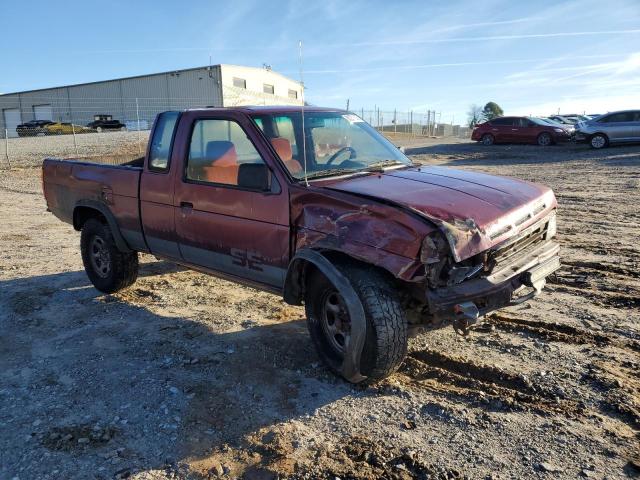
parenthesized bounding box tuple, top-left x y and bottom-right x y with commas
(0, 64, 303, 137)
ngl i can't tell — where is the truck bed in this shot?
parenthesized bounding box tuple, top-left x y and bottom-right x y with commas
(42, 158, 144, 251)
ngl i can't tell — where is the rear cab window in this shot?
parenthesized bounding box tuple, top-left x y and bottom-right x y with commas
(148, 111, 180, 172)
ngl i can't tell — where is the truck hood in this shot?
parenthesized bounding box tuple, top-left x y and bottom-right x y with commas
(324, 165, 556, 262)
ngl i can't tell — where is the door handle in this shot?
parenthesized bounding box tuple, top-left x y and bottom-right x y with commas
(180, 201, 193, 217)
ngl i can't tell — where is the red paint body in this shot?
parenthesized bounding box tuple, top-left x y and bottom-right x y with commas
(472, 116, 571, 145)
(42, 106, 560, 323)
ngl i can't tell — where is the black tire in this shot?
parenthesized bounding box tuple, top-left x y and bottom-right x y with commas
(305, 263, 408, 383)
(80, 218, 138, 293)
(537, 132, 552, 146)
(481, 133, 494, 146)
(589, 133, 608, 149)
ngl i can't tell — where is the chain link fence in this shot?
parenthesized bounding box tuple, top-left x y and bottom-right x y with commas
(357, 108, 470, 141)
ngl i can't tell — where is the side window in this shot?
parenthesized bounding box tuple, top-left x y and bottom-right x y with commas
(602, 112, 632, 123)
(149, 112, 179, 172)
(186, 119, 266, 187)
(490, 118, 513, 126)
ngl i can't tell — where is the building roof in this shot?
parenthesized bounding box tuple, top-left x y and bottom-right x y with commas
(0, 64, 300, 97)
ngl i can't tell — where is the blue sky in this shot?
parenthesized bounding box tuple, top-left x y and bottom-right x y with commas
(2, 0, 639, 123)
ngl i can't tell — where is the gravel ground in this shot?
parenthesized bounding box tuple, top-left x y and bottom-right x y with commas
(0, 140, 639, 479)
(2, 130, 149, 167)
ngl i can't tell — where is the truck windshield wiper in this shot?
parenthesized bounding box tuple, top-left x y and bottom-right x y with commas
(302, 168, 366, 180)
(361, 159, 410, 172)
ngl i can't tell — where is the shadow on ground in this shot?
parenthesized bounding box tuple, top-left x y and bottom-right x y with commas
(0, 262, 352, 478)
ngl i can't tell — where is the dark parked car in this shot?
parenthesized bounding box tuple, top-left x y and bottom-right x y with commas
(16, 120, 54, 137)
(575, 110, 640, 149)
(87, 114, 126, 132)
(43, 106, 560, 383)
(472, 116, 571, 146)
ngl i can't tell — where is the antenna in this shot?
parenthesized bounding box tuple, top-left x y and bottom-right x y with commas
(298, 40, 309, 187)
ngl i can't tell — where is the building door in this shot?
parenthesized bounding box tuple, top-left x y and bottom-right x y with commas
(3, 108, 21, 138)
(33, 104, 53, 121)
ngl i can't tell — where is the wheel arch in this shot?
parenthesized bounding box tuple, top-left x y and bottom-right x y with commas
(284, 248, 368, 383)
(590, 131, 609, 141)
(73, 201, 131, 253)
(283, 248, 399, 306)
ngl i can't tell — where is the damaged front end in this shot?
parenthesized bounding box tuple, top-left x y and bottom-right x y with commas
(417, 211, 560, 334)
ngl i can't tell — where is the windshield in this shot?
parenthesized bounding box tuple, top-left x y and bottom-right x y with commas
(251, 111, 411, 180)
(529, 117, 553, 126)
(531, 117, 565, 127)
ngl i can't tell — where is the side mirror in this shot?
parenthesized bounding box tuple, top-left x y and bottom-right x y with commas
(237, 163, 272, 192)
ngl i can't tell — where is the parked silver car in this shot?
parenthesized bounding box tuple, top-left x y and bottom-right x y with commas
(575, 110, 640, 149)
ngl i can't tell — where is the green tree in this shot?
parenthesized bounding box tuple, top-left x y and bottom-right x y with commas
(467, 104, 484, 127)
(482, 102, 504, 120)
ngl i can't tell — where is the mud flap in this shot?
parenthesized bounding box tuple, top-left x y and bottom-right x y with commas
(288, 249, 367, 383)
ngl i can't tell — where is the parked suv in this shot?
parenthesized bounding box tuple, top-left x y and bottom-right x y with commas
(472, 116, 571, 146)
(575, 110, 640, 149)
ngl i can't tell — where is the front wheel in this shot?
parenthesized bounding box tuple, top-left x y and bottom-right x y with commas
(590, 133, 608, 149)
(80, 218, 139, 293)
(305, 264, 408, 383)
(481, 133, 494, 146)
(537, 132, 552, 146)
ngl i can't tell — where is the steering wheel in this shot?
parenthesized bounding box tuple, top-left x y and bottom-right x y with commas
(326, 146, 356, 165)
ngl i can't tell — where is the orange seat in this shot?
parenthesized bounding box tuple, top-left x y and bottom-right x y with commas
(201, 141, 239, 185)
(271, 137, 303, 174)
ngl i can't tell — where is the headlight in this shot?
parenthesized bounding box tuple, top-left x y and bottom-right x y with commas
(546, 213, 557, 239)
(553, 128, 564, 133)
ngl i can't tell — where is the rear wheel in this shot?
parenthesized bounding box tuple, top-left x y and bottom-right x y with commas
(305, 264, 408, 383)
(537, 132, 552, 146)
(481, 133, 494, 145)
(80, 218, 138, 293)
(590, 133, 608, 149)
(96, 126, 103, 133)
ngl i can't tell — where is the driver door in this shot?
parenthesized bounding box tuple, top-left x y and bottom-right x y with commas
(174, 112, 290, 289)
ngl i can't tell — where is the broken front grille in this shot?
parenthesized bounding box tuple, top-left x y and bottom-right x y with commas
(488, 220, 549, 271)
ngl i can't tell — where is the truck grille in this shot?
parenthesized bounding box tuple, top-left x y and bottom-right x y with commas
(488, 220, 549, 270)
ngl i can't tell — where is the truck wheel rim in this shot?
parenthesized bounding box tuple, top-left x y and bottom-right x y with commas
(90, 236, 111, 278)
(320, 290, 351, 355)
(592, 136, 605, 148)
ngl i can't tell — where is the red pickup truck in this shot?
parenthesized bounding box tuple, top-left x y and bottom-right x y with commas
(43, 106, 560, 383)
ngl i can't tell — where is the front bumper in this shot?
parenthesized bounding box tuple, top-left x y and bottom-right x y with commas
(554, 131, 573, 142)
(425, 239, 560, 322)
(574, 131, 589, 142)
